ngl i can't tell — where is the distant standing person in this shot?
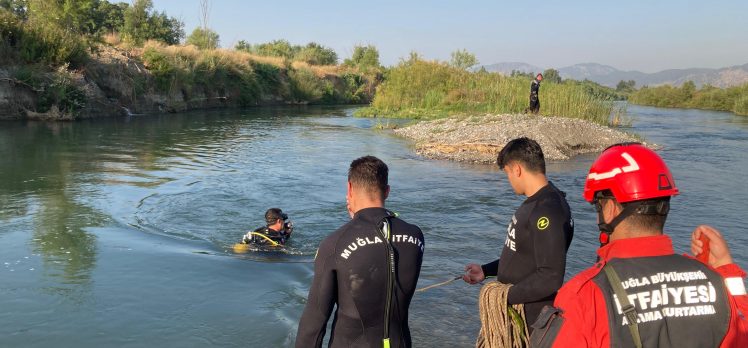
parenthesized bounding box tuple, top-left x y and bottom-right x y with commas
(296, 156, 425, 348)
(463, 137, 574, 332)
(526, 73, 543, 114)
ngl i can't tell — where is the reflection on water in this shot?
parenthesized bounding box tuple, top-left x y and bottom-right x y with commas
(1, 105, 747, 347)
(32, 192, 103, 287)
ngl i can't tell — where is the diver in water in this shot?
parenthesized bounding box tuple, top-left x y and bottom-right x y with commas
(241, 208, 293, 246)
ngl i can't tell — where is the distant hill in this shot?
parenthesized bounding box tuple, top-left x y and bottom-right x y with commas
(479, 62, 748, 88)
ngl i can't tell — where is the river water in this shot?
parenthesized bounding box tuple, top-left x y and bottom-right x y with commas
(1, 105, 747, 347)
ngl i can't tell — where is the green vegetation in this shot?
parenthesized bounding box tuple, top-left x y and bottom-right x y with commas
(121, 0, 183, 45)
(449, 49, 478, 70)
(343, 45, 381, 70)
(186, 27, 219, 49)
(139, 43, 376, 107)
(235, 39, 338, 66)
(1, 0, 378, 119)
(629, 82, 748, 116)
(358, 57, 621, 125)
(616, 80, 637, 95)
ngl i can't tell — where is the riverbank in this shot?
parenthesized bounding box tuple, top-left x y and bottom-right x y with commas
(0, 44, 378, 121)
(629, 82, 748, 116)
(393, 113, 644, 163)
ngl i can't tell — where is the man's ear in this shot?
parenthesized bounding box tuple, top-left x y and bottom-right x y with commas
(603, 199, 621, 224)
(512, 163, 522, 178)
(347, 181, 353, 198)
(383, 185, 390, 201)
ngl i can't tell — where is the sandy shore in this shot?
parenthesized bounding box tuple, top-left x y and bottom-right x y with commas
(393, 114, 645, 163)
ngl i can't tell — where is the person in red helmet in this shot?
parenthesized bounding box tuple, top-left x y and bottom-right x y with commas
(530, 143, 748, 348)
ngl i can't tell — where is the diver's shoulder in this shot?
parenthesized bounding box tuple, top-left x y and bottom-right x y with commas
(392, 216, 423, 237)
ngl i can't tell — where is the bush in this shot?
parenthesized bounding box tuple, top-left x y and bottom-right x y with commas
(295, 42, 337, 65)
(629, 82, 748, 115)
(18, 17, 89, 67)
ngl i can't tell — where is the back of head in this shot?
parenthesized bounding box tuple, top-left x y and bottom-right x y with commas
(265, 208, 287, 225)
(348, 156, 388, 200)
(496, 137, 546, 174)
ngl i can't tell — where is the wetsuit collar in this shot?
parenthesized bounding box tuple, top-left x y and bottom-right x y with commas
(524, 181, 554, 203)
(596, 234, 674, 262)
(352, 207, 392, 224)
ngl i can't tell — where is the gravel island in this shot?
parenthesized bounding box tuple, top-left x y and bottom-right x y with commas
(393, 114, 645, 163)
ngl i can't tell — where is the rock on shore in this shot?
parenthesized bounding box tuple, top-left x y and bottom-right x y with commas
(393, 114, 644, 163)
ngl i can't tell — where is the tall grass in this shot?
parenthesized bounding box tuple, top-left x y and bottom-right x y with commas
(357, 59, 618, 125)
(629, 82, 748, 116)
(138, 41, 376, 107)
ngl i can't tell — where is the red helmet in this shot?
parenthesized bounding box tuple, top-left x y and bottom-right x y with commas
(583, 143, 679, 203)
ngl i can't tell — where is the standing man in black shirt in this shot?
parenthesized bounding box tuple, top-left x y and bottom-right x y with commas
(463, 137, 573, 332)
(296, 156, 425, 348)
(526, 73, 543, 114)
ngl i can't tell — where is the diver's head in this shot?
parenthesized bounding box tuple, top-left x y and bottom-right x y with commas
(265, 208, 288, 231)
(347, 156, 390, 214)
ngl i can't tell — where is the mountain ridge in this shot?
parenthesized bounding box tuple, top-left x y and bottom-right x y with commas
(479, 62, 748, 88)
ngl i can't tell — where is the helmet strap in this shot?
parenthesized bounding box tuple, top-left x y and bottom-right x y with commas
(597, 201, 644, 247)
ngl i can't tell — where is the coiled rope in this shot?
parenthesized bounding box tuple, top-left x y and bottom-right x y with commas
(476, 282, 529, 348)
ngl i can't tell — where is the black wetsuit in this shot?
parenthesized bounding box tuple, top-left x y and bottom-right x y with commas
(528, 79, 541, 114)
(481, 182, 573, 331)
(243, 226, 289, 245)
(296, 207, 425, 348)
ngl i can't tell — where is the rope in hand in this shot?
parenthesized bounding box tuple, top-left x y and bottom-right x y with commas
(415, 275, 497, 293)
(476, 282, 529, 348)
(415, 276, 462, 293)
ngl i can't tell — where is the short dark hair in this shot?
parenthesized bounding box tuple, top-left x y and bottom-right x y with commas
(496, 137, 546, 174)
(265, 208, 287, 225)
(348, 156, 388, 199)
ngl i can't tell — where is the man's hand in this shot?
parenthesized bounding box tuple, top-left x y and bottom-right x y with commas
(691, 225, 733, 268)
(463, 263, 486, 284)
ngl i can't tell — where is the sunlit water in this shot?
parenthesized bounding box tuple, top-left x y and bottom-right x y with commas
(1, 105, 746, 347)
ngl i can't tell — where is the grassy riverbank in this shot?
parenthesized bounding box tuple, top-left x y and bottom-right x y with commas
(629, 82, 748, 116)
(356, 59, 623, 125)
(0, 1, 380, 120)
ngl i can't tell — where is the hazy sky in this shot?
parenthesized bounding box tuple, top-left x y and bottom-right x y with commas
(151, 0, 748, 73)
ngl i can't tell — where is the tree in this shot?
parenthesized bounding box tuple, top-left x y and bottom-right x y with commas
(186, 27, 219, 49)
(449, 49, 478, 70)
(147, 11, 183, 45)
(122, 0, 150, 44)
(95, 1, 129, 34)
(542, 68, 562, 83)
(122, 0, 183, 45)
(295, 42, 337, 65)
(681, 80, 696, 98)
(344, 44, 380, 69)
(616, 79, 636, 94)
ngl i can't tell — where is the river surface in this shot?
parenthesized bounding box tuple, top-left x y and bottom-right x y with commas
(1, 105, 747, 347)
